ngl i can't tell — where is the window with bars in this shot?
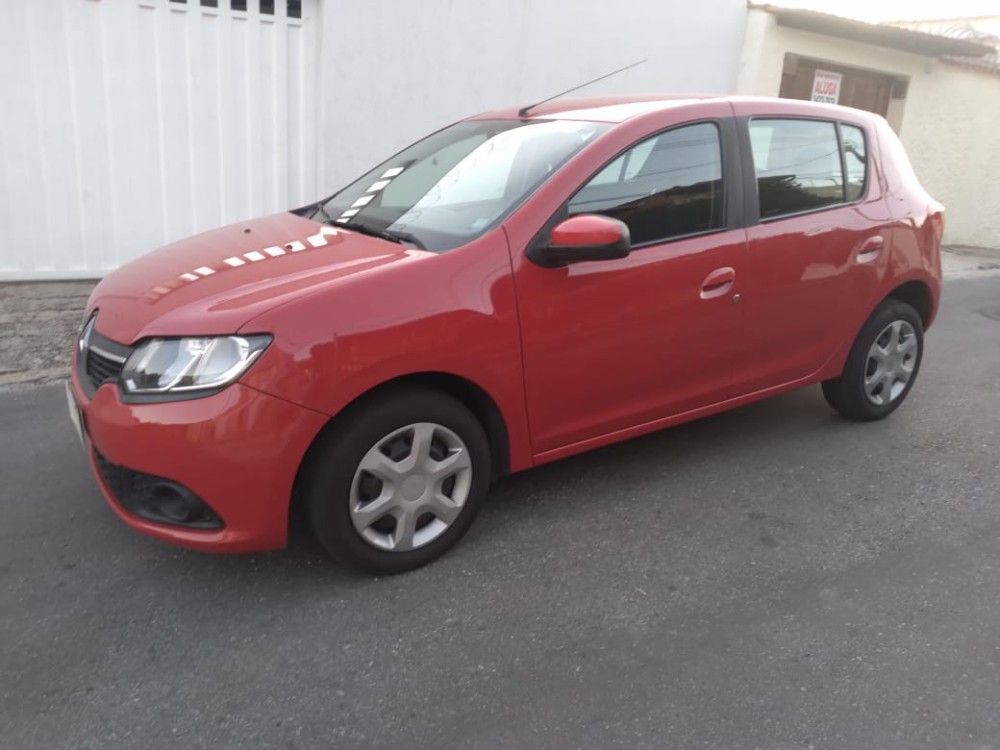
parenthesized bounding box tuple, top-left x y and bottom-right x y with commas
(169, 0, 302, 17)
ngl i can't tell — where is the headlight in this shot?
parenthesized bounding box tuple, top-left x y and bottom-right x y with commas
(121, 335, 271, 395)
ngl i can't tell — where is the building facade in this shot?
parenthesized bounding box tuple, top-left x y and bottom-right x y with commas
(737, 5, 1000, 250)
(0, 0, 996, 279)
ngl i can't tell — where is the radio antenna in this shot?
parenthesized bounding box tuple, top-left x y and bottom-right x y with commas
(518, 59, 648, 118)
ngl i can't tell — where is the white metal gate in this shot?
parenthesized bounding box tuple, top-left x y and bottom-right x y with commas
(0, 0, 321, 279)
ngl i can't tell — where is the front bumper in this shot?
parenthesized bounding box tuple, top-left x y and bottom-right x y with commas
(69, 364, 328, 553)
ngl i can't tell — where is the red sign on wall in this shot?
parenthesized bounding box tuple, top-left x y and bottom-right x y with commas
(811, 70, 842, 104)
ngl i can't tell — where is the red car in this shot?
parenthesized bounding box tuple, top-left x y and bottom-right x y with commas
(68, 96, 943, 572)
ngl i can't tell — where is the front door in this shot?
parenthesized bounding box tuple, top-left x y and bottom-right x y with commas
(513, 121, 747, 455)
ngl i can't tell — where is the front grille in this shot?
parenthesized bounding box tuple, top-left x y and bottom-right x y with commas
(76, 318, 132, 396)
(93, 450, 224, 529)
(85, 348, 124, 388)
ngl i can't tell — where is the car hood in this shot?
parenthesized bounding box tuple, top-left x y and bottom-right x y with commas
(86, 212, 421, 343)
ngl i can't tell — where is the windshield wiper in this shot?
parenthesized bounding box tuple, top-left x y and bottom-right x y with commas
(312, 201, 336, 224)
(380, 228, 427, 250)
(339, 220, 427, 250)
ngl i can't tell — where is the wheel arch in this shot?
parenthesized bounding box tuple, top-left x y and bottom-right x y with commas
(289, 371, 512, 534)
(885, 279, 935, 328)
(369, 372, 512, 479)
(819, 276, 937, 382)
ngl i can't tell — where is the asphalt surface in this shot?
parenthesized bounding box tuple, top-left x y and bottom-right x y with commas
(2, 276, 999, 749)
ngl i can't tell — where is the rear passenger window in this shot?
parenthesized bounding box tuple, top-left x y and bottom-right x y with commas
(840, 124, 867, 201)
(567, 122, 724, 245)
(749, 119, 844, 219)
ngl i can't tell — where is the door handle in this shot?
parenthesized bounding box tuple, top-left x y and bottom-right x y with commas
(856, 236, 885, 263)
(700, 267, 735, 299)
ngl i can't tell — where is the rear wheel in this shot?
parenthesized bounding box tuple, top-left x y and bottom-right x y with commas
(822, 299, 924, 421)
(303, 387, 491, 573)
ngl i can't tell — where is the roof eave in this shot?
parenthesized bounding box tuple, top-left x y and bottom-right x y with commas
(748, 3, 995, 58)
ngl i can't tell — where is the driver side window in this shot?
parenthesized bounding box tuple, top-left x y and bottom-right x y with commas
(566, 122, 724, 245)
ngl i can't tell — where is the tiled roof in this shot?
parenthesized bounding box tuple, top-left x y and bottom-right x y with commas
(749, 3, 996, 58)
(902, 24, 1000, 76)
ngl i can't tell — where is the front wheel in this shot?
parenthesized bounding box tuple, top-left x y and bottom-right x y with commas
(302, 387, 492, 574)
(822, 299, 924, 422)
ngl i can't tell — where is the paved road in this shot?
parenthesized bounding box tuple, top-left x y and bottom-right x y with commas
(2, 277, 999, 749)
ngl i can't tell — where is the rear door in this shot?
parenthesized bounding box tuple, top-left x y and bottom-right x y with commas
(730, 107, 892, 395)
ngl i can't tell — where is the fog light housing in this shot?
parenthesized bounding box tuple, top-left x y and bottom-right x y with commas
(93, 451, 224, 529)
(147, 482, 220, 526)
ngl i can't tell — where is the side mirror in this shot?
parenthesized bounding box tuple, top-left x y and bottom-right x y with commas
(529, 214, 631, 268)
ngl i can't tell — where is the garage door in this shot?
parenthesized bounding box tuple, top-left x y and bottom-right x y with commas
(0, 0, 320, 279)
(778, 53, 908, 118)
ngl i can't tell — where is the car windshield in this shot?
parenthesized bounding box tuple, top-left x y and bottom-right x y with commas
(317, 119, 610, 251)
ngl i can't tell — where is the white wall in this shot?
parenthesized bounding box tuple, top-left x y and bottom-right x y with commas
(0, 0, 747, 279)
(5, 1, 996, 278)
(317, 0, 748, 190)
(0, 0, 321, 280)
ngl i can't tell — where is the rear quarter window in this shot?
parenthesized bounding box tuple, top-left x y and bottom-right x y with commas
(840, 124, 867, 201)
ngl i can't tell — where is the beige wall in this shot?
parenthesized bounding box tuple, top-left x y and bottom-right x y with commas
(901, 61, 1000, 248)
(735, 10, 927, 132)
(737, 9, 1000, 248)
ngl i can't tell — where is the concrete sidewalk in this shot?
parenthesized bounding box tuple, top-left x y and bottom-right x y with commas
(1, 246, 998, 388)
(940, 244, 1000, 278)
(0, 281, 95, 387)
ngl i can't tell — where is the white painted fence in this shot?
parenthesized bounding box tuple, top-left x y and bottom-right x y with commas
(0, 0, 320, 279)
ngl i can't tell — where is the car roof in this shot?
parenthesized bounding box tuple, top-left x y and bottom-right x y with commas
(472, 95, 879, 124)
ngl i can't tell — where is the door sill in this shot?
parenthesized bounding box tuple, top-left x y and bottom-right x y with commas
(531, 372, 820, 468)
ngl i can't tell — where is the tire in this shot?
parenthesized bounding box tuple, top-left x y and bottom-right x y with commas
(302, 387, 491, 574)
(822, 298, 924, 422)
